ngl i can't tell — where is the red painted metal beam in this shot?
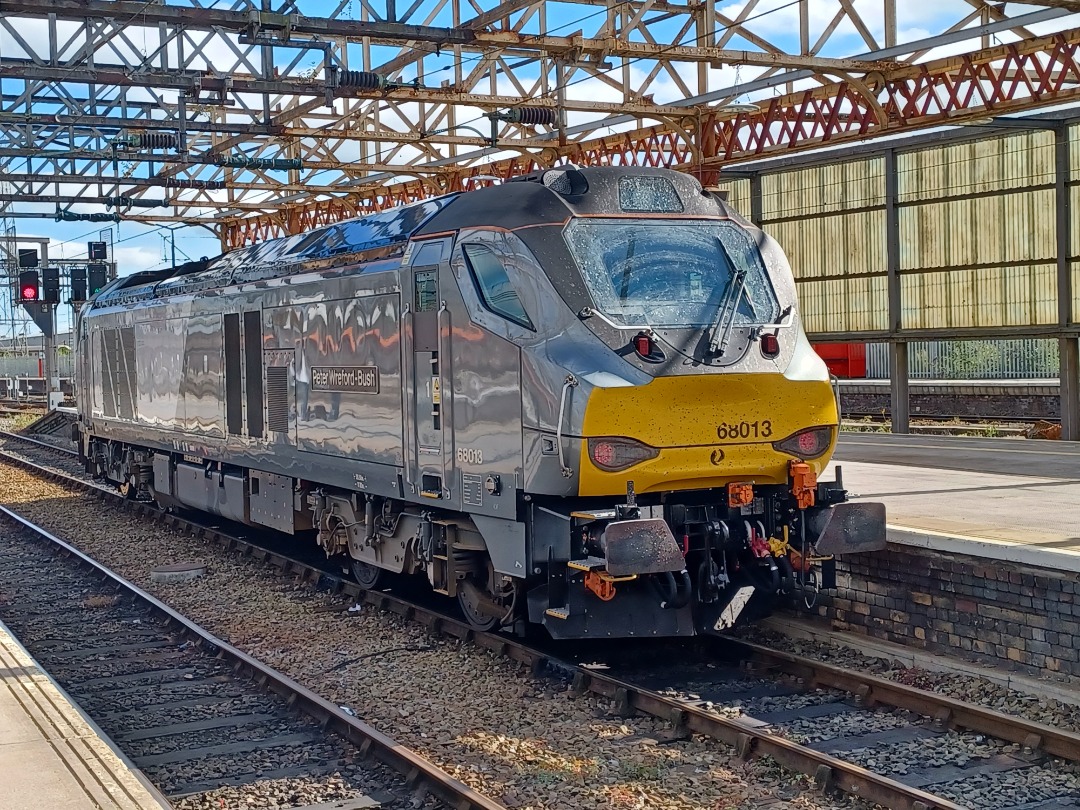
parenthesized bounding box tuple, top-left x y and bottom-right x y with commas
(221, 28, 1080, 249)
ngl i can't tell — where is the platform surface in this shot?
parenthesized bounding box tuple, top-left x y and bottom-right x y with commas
(0, 618, 168, 810)
(830, 433, 1080, 570)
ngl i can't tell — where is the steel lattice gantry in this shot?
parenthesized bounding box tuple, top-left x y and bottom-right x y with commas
(2, 0, 1080, 247)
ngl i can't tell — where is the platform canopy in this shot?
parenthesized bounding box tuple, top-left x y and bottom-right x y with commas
(1, 1, 1079, 249)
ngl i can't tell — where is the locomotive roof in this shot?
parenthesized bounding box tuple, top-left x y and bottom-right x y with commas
(88, 167, 727, 309)
(89, 194, 458, 307)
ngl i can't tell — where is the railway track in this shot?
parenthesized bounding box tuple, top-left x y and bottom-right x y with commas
(5, 434, 1080, 808)
(839, 413, 1046, 437)
(596, 642, 1080, 808)
(843, 412, 1044, 425)
(0, 428, 80, 456)
(0, 497, 503, 809)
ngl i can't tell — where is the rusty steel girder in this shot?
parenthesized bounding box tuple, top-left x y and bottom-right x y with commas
(2, 0, 1076, 231)
(221, 27, 1080, 248)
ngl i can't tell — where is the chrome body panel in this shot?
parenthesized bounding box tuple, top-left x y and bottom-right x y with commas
(296, 294, 404, 466)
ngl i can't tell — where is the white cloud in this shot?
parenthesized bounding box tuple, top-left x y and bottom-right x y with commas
(113, 244, 164, 276)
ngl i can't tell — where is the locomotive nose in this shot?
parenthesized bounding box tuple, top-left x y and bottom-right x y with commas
(576, 373, 839, 497)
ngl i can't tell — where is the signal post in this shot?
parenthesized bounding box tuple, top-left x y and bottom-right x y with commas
(9, 239, 114, 409)
(15, 245, 60, 408)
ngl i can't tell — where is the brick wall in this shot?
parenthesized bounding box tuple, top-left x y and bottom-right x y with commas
(838, 390, 1059, 420)
(810, 545, 1078, 676)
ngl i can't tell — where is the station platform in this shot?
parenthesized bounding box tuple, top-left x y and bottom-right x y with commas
(830, 433, 1080, 571)
(0, 619, 168, 810)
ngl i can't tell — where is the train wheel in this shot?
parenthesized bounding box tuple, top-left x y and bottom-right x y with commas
(456, 553, 500, 632)
(458, 585, 501, 632)
(351, 559, 385, 590)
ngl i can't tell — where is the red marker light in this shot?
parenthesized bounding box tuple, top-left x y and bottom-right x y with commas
(588, 437, 660, 471)
(773, 426, 832, 460)
(760, 333, 780, 357)
(591, 441, 617, 468)
(634, 333, 652, 357)
(797, 430, 820, 455)
(20, 285, 37, 301)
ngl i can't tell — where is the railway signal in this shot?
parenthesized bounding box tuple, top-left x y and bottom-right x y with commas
(70, 268, 88, 302)
(88, 263, 108, 295)
(42, 267, 61, 303)
(87, 241, 107, 260)
(17, 270, 39, 302)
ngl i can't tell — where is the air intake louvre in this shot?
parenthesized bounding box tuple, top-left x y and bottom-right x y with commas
(223, 314, 242, 436)
(98, 327, 137, 420)
(266, 366, 290, 433)
(244, 311, 264, 438)
(98, 330, 116, 418)
(116, 326, 137, 421)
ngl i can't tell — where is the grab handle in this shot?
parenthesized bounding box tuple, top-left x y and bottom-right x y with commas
(557, 374, 578, 478)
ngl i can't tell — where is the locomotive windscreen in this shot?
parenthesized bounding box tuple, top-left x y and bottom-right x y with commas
(564, 218, 780, 328)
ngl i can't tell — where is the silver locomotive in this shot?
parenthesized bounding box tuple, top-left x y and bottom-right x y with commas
(75, 167, 884, 638)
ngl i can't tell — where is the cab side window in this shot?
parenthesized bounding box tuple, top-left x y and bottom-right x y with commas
(462, 244, 534, 330)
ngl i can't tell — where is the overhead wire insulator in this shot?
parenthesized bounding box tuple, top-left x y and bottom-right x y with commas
(336, 70, 421, 93)
(162, 178, 227, 190)
(114, 131, 180, 150)
(501, 107, 558, 127)
(106, 197, 169, 209)
(133, 131, 180, 149)
(217, 156, 302, 170)
(338, 70, 387, 90)
(55, 212, 121, 223)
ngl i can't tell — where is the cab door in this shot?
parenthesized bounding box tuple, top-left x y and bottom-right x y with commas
(402, 239, 453, 502)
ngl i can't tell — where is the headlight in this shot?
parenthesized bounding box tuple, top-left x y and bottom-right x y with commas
(772, 426, 833, 460)
(588, 437, 660, 472)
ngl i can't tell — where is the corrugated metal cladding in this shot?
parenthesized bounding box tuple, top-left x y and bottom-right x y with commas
(899, 189, 1056, 271)
(741, 126, 1072, 336)
(770, 211, 886, 279)
(1067, 122, 1080, 324)
(896, 129, 1057, 331)
(899, 130, 1055, 203)
(762, 158, 885, 220)
(1074, 262, 1080, 323)
(713, 178, 750, 216)
(798, 276, 889, 334)
(760, 158, 887, 334)
(1070, 184, 1080, 258)
(901, 265, 1057, 330)
(1069, 122, 1080, 177)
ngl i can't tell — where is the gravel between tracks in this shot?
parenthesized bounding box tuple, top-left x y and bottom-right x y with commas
(737, 627, 1080, 732)
(729, 629, 1080, 806)
(0, 462, 869, 810)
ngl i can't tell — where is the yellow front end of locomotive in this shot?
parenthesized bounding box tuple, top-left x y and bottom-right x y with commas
(577, 373, 838, 497)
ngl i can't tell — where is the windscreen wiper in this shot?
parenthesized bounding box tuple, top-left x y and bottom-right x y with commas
(706, 237, 754, 355)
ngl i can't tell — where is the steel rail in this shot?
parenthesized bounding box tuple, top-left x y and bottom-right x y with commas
(843, 412, 1043, 425)
(0, 430, 80, 456)
(725, 637, 1080, 762)
(0, 448, 1022, 810)
(0, 496, 506, 810)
